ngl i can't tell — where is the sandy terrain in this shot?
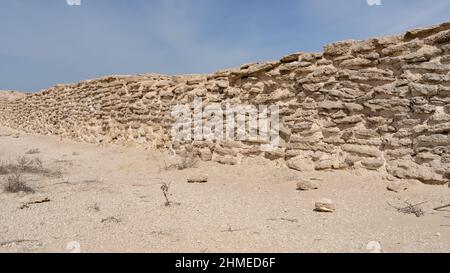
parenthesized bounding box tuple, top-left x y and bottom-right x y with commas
(0, 126, 449, 253)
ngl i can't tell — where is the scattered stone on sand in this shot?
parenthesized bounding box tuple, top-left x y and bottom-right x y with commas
(387, 182, 408, 193)
(287, 156, 315, 172)
(314, 199, 335, 213)
(187, 174, 209, 183)
(366, 241, 382, 253)
(296, 180, 319, 191)
(101, 217, 121, 224)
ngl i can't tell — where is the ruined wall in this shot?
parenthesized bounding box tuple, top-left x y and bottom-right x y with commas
(1, 22, 450, 184)
(0, 91, 25, 103)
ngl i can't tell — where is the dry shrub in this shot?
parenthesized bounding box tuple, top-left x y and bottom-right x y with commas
(0, 157, 61, 178)
(389, 201, 426, 218)
(25, 149, 40, 155)
(3, 173, 35, 194)
(164, 153, 198, 171)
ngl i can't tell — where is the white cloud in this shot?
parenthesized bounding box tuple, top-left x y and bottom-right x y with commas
(366, 0, 382, 6)
(66, 0, 81, 6)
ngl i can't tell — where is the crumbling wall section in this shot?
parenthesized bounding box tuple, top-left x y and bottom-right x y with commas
(1, 22, 450, 184)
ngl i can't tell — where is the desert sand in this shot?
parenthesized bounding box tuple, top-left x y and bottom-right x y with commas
(0, 126, 449, 253)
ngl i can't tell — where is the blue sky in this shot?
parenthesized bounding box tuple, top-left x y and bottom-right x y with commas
(1, 0, 450, 92)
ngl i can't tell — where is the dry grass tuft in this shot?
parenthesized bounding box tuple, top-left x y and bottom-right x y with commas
(25, 148, 40, 155)
(3, 173, 35, 194)
(0, 157, 62, 178)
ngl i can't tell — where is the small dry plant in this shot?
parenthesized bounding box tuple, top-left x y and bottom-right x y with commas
(389, 201, 427, 218)
(25, 149, 40, 155)
(0, 157, 61, 178)
(3, 172, 35, 194)
(160, 182, 180, 207)
(161, 182, 171, 206)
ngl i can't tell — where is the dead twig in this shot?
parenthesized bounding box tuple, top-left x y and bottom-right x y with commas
(267, 217, 298, 223)
(20, 197, 51, 209)
(159, 182, 180, 207)
(433, 204, 450, 211)
(101, 216, 121, 224)
(0, 239, 39, 247)
(221, 225, 253, 233)
(161, 182, 171, 206)
(38, 180, 74, 189)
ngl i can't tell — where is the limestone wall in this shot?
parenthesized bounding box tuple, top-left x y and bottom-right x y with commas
(0, 91, 25, 102)
(1, 22, 450, 184)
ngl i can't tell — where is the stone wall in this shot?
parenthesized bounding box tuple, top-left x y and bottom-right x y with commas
(0, 91, 25, 102)
(1, 22, 450, 184)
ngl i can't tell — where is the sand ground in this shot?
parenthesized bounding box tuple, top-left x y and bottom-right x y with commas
(0, 126, 449, 253)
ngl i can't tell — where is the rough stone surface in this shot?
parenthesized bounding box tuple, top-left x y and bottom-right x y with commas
(1, 22, 450, 185)
(387, 182, 409, 193)
(315, 199, 335, 212)
(187, 175, 209, 184)
(287, 157, 316, 172)
(296, 180, 319, 191)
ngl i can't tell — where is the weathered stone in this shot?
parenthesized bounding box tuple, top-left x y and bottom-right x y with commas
(214, 146, 238, 157)
(342, 144, 382, 158)
(199, 147, 213, 161)
(344, 103, 364, 112)
(403, 45, 442, 62)
(409, 83, 438, 96)
(429, 122, 450, 133)
(387, 160, 448, 185)
(334, 115, 363, 124)
(315, 157, 345, 170)
(424, 29, 450, 45)
(361, 158, 385, 170)
(213, 155, 238, 166)
(318, 101, 344, 110)
(187, 175, 208, 183)
(287, 156, 316, 172)
(340, 57, 372, 69)
(324, 40, 355, 56)
(296, 180, 319, 191)
(351, 40, 376, 53)
(314, 199, 335, 213)
(415, 152, 440, 163)
(415, 134, 450, 148)
(280, 52, 302, 63)
(387, 182, 408, 193)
